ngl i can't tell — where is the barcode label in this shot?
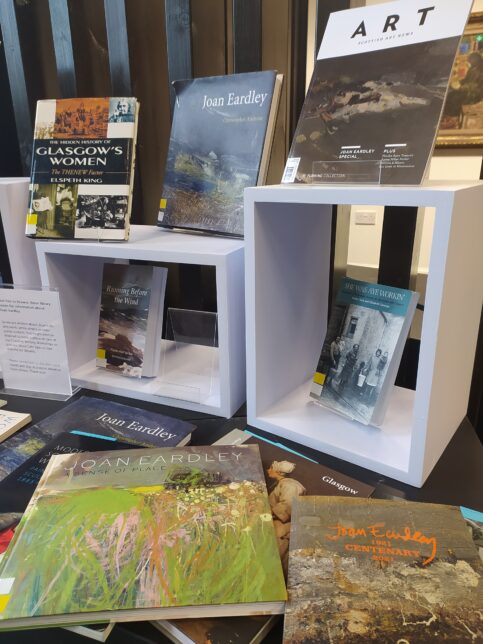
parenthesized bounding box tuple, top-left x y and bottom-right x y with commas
(282, 157, 300, 183)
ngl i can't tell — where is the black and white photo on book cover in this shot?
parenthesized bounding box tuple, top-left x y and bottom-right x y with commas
(310, 279, 418, 426)
(26, 97, 138, 240)
(283, 0, 473, 185)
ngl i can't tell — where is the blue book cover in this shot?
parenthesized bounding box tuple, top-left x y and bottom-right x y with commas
(0, 396, 195, 482)
(158, 71, 278, 237)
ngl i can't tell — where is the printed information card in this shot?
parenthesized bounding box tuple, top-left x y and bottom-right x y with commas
(0, 288, 72, 397)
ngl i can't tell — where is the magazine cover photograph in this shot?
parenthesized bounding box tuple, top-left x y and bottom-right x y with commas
(287, 38, 459, 185)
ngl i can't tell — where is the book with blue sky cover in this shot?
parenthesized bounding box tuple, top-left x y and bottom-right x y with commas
(158, 71, 281, 237)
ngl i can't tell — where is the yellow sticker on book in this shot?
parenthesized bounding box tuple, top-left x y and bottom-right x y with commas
(159, 198, 167, 209)
(0, 595, 11, 612)
(313, 372, 326, 386)
(26, 213, 38, 225)
(96, 349, 106, 359)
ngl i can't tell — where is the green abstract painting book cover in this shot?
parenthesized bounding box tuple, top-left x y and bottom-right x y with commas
(0, 445, 286, 629)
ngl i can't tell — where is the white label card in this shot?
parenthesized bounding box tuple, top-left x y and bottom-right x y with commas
(0, 289, 72, 396)
(318, 0, 473, 59)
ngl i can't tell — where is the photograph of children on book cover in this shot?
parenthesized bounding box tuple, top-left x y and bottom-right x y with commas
(312, 300, 404, 425)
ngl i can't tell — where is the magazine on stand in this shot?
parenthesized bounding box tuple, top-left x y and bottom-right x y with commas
(283, 0, 473, 185)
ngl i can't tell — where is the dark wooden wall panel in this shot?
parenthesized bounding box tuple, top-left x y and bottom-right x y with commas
(104, 0, 131, 95)
(125, 0, 170, 224)
(165, 0, 192, 109)
(191, 0, 226, 78)
(261, 0, 291, 183)
(0, 1, 33, 173)
(48, 0, 76, 97)
(68, 0, 110, 97)
(233, 0, 261, 73)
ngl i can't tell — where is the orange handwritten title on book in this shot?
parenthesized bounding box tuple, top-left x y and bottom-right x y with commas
(326, 522, 437, 566)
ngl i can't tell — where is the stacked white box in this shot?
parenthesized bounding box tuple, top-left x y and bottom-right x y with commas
(244, 181, 483, 486)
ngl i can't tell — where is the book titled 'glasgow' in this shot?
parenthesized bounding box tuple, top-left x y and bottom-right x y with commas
(25, 97, 139, 240)
(0, 445, 286, 630)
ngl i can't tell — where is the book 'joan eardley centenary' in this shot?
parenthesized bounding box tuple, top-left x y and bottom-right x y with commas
(283, 497, 483, 643)
(26, 97, 139, 240)
(283, 0, 473, 185)
(0, 445, 286, 630)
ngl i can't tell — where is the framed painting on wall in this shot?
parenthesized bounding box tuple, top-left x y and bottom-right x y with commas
(437, 13, 483, 148)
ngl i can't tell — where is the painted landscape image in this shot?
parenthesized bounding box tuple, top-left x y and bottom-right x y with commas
(97, 264, 152, 377)
(283, 497, 483, 643)
(289, 37, 460, 184)
(0, 446, 286, 622)
(159, 71, 275, 236)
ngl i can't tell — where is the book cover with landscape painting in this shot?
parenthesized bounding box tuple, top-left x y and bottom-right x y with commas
(97, 263, 168, 378)
(154, 429, 374, 644)
(283, 497, 483, 643)
(25, 97, 139, 240)
(282, 0, 473, 185)
(158, 71, 281, 237)
(0, 445, 286, 630)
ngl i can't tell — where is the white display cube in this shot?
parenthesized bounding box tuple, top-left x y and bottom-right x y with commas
(0, 178, 41, 287)
(36, 226, 245, 418)
(244, 181, 483, 487)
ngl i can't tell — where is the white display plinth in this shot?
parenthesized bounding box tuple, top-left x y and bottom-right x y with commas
(244, 181, 483, 487)
(35, 226, 245, 417)
(0, 178, 41, 287)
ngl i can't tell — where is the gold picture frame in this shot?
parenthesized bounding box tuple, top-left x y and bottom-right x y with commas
(436, 13, 483, 148)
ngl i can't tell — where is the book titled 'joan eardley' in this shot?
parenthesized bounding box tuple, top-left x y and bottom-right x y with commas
(25, 97, 139, 240)
(283, 0, 473, 185)
(0, 445, 286, 630)
(158, 71, 282, 237)
(283, 497, 483, 643)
